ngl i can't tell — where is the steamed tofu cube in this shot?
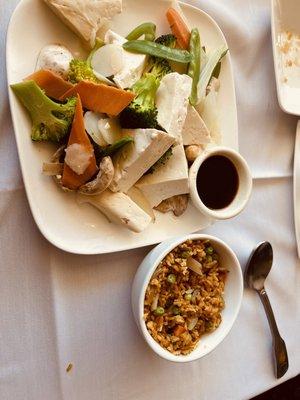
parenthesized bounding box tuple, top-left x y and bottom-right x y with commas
(104, 30, 146, 89)
(43, 0, 122, 47)
(156, 72, 192, 143)
(77, 190, 152, 233)
(135, 145, 189, 208)
(182, 104, 211, 145)
(110, 129, 175, 193)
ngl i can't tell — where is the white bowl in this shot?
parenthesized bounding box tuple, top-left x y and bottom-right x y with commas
(131, 234, 243, 362)
(189, 147, 253, 220)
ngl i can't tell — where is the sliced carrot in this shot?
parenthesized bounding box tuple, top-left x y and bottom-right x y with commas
(25, 69, 74, 100)
(62, 94, 98, 190)
(166, 7, 191, 50)
(60, 81, 135, 116)
(174, 325, 187, 337)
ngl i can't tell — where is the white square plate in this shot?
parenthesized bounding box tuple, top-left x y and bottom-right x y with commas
(7, 0, 238, 254)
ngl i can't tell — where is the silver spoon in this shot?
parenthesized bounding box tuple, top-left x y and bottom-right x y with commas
(245, 241, 289, 379)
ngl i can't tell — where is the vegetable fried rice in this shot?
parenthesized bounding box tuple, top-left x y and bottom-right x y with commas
(144, 239, 227, 355)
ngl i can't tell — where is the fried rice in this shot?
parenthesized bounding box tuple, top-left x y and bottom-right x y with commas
(144, 239, 227, 355)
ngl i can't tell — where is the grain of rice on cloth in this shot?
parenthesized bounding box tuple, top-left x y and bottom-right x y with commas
(144, 239, 228, 356)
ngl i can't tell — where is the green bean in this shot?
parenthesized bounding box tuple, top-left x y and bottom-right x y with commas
(126, 22, 156, 42)
(188, 28, 201, 106)
(123, 40, 191, 64)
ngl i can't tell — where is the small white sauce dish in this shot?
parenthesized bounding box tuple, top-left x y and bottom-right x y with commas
(189, 147, 252, 220)
(131, 234, 243, 363)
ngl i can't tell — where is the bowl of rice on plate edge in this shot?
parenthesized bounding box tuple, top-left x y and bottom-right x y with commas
(131, 234, 243, 362)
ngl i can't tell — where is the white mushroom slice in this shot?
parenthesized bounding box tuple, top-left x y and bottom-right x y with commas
(36, 44, 73, 78)
(42, 162, 63, 176)
(77, 190, 152, 233)
(49, 145, 74, 192)
(98, 118, 121, 144)
(84, 111, 107, 146)
(64, 143, 93, 175)
(79, 157, 114, 195)
(154, 194, 189, 217)
(91, 44, 124, 77)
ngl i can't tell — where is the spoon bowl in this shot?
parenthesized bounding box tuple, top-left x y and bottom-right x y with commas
(245, 241, 273, 291)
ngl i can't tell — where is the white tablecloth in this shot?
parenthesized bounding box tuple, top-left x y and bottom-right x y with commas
(1, 1, 299, 399)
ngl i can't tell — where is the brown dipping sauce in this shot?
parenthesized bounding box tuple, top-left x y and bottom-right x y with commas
(196, 155, 239, 210)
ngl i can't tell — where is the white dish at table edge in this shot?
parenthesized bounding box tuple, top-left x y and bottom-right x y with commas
(7, 0, 239, 255)
(131, 233, 244, 362)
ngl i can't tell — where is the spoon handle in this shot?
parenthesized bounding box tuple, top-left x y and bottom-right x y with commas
(259, 288, 289, 379)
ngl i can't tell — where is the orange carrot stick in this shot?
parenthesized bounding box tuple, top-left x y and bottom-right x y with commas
(62, 94, 98, 190)
(166, 7, 191, 50)
(25, 69, 74, 100)
(60, 81, 135, 116)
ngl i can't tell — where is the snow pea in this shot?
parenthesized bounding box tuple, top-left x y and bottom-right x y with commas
(126, 23, 156, 42)
(123, 40, 191, 63)
(188, 28, 201, 106)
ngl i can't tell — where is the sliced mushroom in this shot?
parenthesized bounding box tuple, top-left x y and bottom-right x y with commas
(48, 145, 75, 192)
(42, 162, 63, 176)
(50, 145, 65, 163)
(154, 194, 189, 217)
(185, 145, 203, 162)
(78, 156, 114, 195)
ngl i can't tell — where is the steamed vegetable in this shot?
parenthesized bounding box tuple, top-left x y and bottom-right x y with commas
(62, 95, 98, 190)
(99, 137, 134, 157)
(68, 59, 101, 84)
(119, 74, 160, 129)
(123, 40, 191, 63)
(87, 38, 105, 66)
(25, 69, 74, 100)
(84, 111, 107, 146)
(11, 80, 76, 142)
(197, 46, 228, 103)
(126, 22, 156, 41)
(120, 35, 175, 129)
(166, 7, 191, 49)
(187, 28, 201, 106)
(90, 44, 124, 78)
(60, 81, 135, 116)
(36, 44, 73, 78)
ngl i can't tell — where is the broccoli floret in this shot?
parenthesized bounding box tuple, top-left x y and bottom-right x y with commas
(147, 57, 172, 79)
(155, 34, 176, 48)
(11, 80, 76, 142)
(120, 73, 160, 129)
(119, 35, 176, 129)
(68, 59, 101, 84)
